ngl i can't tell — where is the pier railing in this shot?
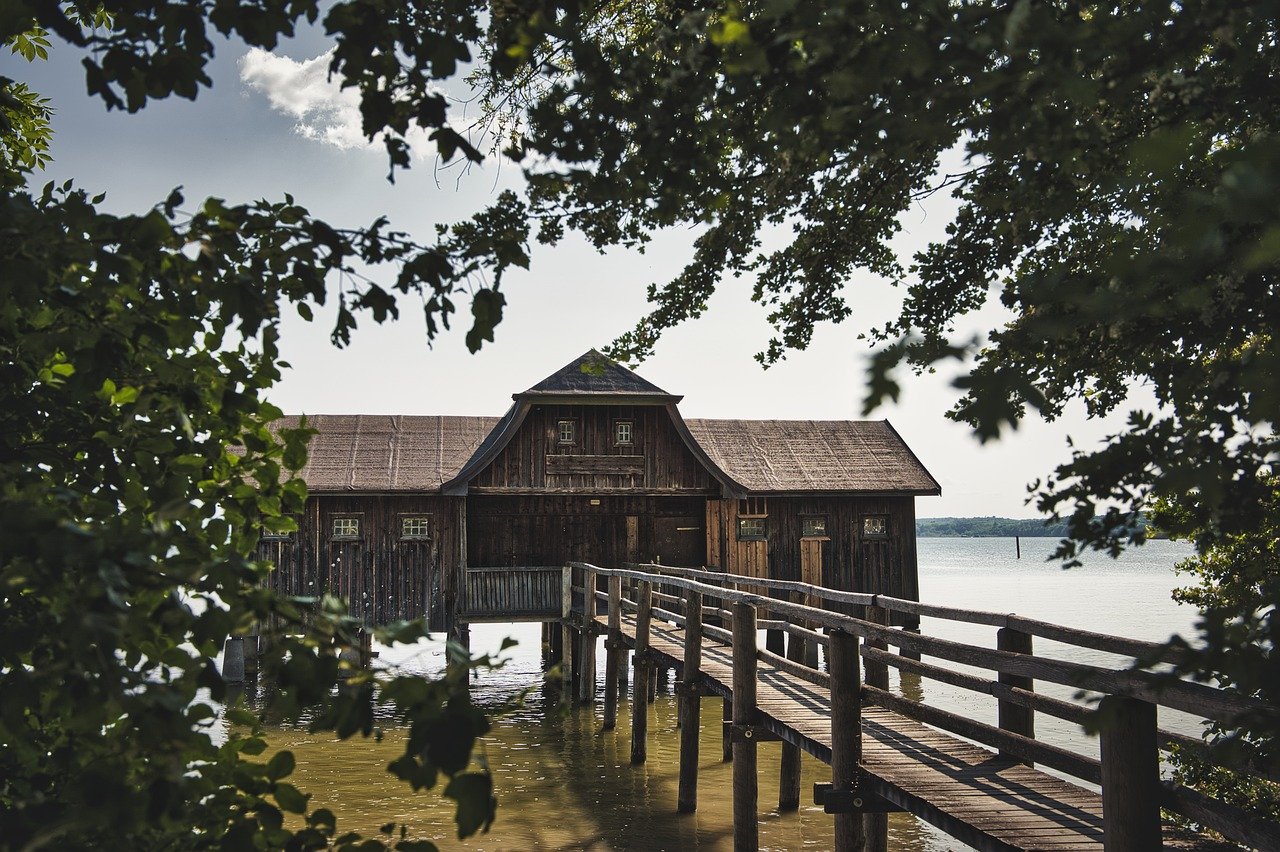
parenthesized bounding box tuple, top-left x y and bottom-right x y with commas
(562, 561, 1279, 851)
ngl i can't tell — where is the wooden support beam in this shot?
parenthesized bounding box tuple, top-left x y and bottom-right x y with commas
(578, 567, 598, 704)
(722, 696, 733, 763)
(630, 580, 653, 765)
(221, 636, 244, 683)
(560, 566, 574, 698)
(1100, 695, 1161, 850)
(678, 589, 703, 814)
(829, 628, 866, 852)
(732, 602, 759, 852)
(997, 626, 1035, 764)
(603, 575, 622, 731)
(779, 629, 805, 812)
(863, 608, 889, 852)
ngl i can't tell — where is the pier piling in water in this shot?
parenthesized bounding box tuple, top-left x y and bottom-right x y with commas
(731, 602, 759, 851)
(630, 580, 653, 764)
(677, 588, 703, 813)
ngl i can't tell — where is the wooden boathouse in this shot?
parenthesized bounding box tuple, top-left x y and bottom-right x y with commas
(256, 350, 940, 633)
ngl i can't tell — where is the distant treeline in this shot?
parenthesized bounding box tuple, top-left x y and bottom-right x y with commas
(918, 517, 1091, 537)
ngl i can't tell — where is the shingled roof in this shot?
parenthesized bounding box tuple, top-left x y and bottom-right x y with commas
(516, 349, 677, 399)
(274, 414, 499, 492)
(685, 419, 939, 494)
(278, 413, 938, 495)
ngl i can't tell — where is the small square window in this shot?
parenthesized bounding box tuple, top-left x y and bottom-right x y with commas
(862, 516, 888, 538)
(332, 517, 360, 538)
(557, 420, 576, 444)
(737, 517, 767, 540)
(401, 516, 431, 538)
(801, 516, 827, 538)
(614, 420, 633, 445)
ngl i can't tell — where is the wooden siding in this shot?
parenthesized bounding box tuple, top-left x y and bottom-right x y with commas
(255, 495, 464, 631)
(467, 495, 706, 569)
(705, 495, 919, 626)
(462, 565, 563, 621)
(469, 404, 719, 494)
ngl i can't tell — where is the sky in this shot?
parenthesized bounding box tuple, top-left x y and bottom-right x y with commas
(2, 28, 1147, 519)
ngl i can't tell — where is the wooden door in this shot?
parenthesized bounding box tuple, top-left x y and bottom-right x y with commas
(649, 516, 706, 567)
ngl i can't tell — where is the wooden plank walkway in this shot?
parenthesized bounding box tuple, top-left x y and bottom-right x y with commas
(609, 612, 1219, 852)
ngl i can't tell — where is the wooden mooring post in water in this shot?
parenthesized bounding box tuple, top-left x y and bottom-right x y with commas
(630, 580, 653, 764)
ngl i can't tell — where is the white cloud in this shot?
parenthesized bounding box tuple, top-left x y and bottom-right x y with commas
(239, 47, 375, 151)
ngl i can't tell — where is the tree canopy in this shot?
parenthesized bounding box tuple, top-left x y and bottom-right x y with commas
(2, 0, 1278, 842)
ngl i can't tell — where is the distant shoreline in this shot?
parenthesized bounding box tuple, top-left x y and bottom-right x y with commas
(916, 516, 1156, 538)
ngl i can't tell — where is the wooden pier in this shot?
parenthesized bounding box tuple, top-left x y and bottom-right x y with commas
(528, 562, 1279, 852)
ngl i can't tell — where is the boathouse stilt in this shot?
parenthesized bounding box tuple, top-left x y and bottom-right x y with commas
(603, 575, 622, 730)
(578, 566, 598, 704)
(722, 697, 733, 762)
(221, 636, 245, 683)
(731, 602, 759, 851)
(630, 580, 653, 764)
(677, 589, 703, 814)
(830, 628, 867, 852)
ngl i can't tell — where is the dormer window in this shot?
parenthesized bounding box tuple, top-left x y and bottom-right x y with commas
(614, 420, 633, 446)
(557, 419, 576, 444)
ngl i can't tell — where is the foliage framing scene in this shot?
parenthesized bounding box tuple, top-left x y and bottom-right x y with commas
(1, 0, 1278, 848)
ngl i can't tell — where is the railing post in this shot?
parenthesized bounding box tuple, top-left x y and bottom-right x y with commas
(603, 575, 622, 730)
(997, 626, 1034, 763)
(732, 601, 759, 852)
(677, 588, 703, 813)
(830, 628, 866, 852)
(863, 606, 889, 852)
(778, 622, 804, 811)
(578, 566, 598, 704)
(630, 580, 653, 764)
(560, 565, 573, 697)
(1100, 695, 1161, 850)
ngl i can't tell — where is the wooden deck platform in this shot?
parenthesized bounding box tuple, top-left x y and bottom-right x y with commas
(610, 612, 1221, 852)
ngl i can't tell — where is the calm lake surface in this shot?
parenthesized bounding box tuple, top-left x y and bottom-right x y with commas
(242, 537, 1200, 850)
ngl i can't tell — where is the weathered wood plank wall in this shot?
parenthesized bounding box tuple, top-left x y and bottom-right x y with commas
(469, 405, 719, 493)
(255, 495, 463, 631)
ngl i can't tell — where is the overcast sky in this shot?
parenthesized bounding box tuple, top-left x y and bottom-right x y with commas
(3, 31, 1146, 519)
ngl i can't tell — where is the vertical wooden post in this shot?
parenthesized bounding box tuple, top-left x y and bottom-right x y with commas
(560, 565, 574, 695)
(863, 607, 890, 852)
(578, 567, 598, 704)
(829, 628, 866, 852)
(997, 627, 1035, 763)
(766, 628, 785, 656)
(778, 627, 805, 811)
(222, 636, 245, 683)
(732, 602, 759, 852)
(630, 580, 653, 765)
(1099, 695, 1161, 850)
(648, 662, 659, 703)
(722, 696, 733, 762)
(603, 575, 622, 731)
(677, 589, 703, 814)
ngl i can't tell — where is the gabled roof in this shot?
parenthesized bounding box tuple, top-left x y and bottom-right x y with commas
(685, 419, 940, 495)
(515, 349, 680, 402)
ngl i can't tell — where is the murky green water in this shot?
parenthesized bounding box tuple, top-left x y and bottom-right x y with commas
(233, 537, 1198, 850)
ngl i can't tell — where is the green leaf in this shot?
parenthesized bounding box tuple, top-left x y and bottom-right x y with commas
(442, 773, 496, 839)
(273, 782, 309, 814)
(266, 749, 296, 780)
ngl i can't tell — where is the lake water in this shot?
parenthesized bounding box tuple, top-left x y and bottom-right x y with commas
(244, 537, 1200, 850)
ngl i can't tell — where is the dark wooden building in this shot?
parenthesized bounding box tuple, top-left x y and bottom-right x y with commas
(257, 351, 940, 631)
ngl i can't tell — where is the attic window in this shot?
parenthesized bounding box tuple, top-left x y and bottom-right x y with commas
(737, 517, 767, 540)
(557, 420, 576, 444)
(614, 420, 633, 445)
(801, 516, 828, 538)
(401, 516, 431, 539)
(862, 516, 888, 538)
(332, 517, 360, 539)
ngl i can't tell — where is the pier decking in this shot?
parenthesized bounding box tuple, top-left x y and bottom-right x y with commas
(538, 563, 1278, 852)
